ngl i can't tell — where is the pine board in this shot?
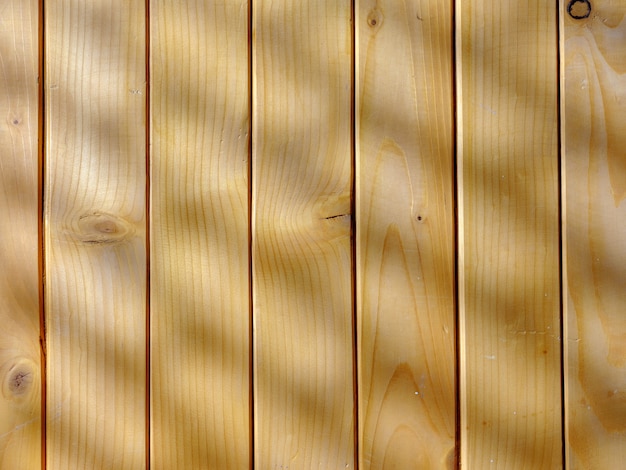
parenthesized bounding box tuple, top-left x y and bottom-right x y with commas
(44, 1, 147, 467)
(355, 0, 456, 467)
(251, 0, 355, 466)
(0, 0, 41, 467)
(457, 0, 562, 467)
(149, 0, 251, 468)
(562, 1, 626, 467)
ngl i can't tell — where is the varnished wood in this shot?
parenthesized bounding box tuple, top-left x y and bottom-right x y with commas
(45, 1, 147, 467)
(356, 0, 456, 467)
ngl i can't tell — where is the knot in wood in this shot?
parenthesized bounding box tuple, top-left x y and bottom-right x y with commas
(568, 0, 591, 19)
(76, 212, 135, 245)
(2, 359, 36, 401)
(367, 9, 383, 29)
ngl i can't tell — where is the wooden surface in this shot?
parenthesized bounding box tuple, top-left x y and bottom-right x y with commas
(457, 0, 562, 468)
(5, 1, 626, 468)
(356, 0, 456, 468)
(562, 1, 626, 467)
(0, 0, 41, 468)
(44, 1, 147, 468)
(251, 0, 355, 467)
(149, 0, 250, 468)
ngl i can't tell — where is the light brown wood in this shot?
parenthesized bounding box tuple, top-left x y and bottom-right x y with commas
(0, 0, 41, 467)
(252, 0, 355, 466)
(149, 1, 250, 468)
(356, 0, 456, 468)
(562, 1, 626, 467)
(44, 1, 147, 467)
(457, 0, 562, 468)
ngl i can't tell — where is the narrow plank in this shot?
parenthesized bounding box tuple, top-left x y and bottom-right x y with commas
(355, 0, 456, 468)
(149, 1, 250, 468)
(0, 0, 41, 467)
(457, 0, 562, 468)
(44, 1, 147, 467)
(562, 1, 626, 467)
(252, 0, 355, 466)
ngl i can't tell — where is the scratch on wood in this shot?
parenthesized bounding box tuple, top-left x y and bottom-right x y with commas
(0, 418, 38, 440)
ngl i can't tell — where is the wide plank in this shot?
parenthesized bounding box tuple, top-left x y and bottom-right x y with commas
(149, 0, 251, 468)
(356, 0, 456, 467)
(0, 0, 41, 467)
(45, 1, 147, 467)
(457, 0, 562, 467)
(252, 0, 355, 466)
(562, 1, 626, 467)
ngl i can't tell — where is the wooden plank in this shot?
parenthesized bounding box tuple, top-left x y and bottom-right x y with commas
(149, 1, 250, 468)
(251, 0, 354, 466)
(44, 1, 146, 467)
(0, 0, 41, 467)
(562, 1, 626, 467)
(457, 0, 562, 468)
(355, 0, 456, 468)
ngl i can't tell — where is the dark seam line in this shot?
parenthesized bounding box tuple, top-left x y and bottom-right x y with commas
(38, 0, 47, 468)
(248, 0, 255, 467)
(351, 0, 359, 468)
(556, 1, 566, 467)
(145, 0, 151, 467)
(451, 0, 461, 467)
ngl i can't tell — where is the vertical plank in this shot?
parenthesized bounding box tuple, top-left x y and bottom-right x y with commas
(252, 0, 354, 467)
(149, 0, 250, 468)
(457, 0, 561, 468)
(355, 0, 456, 468)
(0, 0, 41, 467)
(562, 1, 626, 467)
(45, 0, 146, 467)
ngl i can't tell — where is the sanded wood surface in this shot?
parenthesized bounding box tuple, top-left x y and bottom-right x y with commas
(0, 0, 41, 468)
(149, 1, 250, 468)
(356, 0, 456, 468)
(457, 1, 561, 468)
(562, 1, 626, 467)
(6, 1, 626, 467)
(252, 0, 355, 466)
(44, 1, 147, 467)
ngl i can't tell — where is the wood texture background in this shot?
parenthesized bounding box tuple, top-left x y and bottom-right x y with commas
(0, 0, 41, 468)
(562, 0, 626, 467)
(1, 0, 625, 468)
(457, 0, 562, 468)
(149, 1, 250, 468)
(252, 0, 355, 467)
(356, 0, 456, 467)
(44, 0, 147, 467)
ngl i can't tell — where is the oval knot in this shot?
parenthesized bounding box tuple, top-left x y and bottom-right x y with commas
(76, 212, 135, 245)
(2, 358, 37, 401)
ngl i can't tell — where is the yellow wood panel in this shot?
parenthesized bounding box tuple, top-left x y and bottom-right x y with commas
(457, 0, 561, 467)
(0, 0, 41, 468)
(356, 0, 456, 468)
(562, 1, 626, 466)
(149, 1, 250, 468)
(252, 0, 355, 466)
(45, 1, 146, 467)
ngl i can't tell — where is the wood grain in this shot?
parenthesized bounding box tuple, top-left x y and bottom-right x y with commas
(355, 0, 456, 468)
(251, 0, 355, 466)
(457, 0, 562, 468)
(0, 0, 41, 467)
(562, 1, 626, 467)
(149, 1, 250, 468)
(44, 1, 147, 467)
